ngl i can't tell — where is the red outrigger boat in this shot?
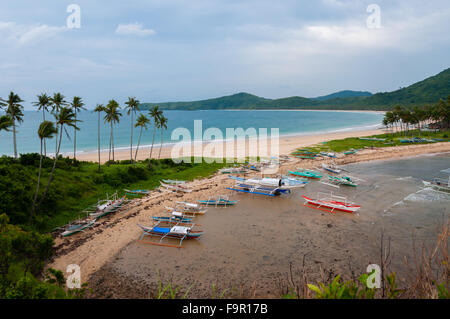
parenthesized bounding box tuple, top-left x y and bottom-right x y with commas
(301, 193, 360, 214)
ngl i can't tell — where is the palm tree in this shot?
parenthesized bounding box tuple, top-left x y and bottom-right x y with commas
(0, 115, 13, 132)
(124, 97, 140, 164)
(104, 100, 122, 163)
(158, 116, 168, 159)
(148, 106, 162, 164)
(49, 93, 68, 155)
(134, 114, 150, 163)
(93, 104, 105, 171)
(33, 93, 51, 156)
(71, 96, 85, 161)
(0, 92, 24, 159)
(31, 121, 57, 222)
(38, 107, 79, 208)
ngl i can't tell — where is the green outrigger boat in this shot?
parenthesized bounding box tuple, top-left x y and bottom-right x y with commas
(289, 169, 322, 179)
(328, 175, 358, 187)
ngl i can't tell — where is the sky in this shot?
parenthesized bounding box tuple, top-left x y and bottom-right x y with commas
(0, 0, 449, 110)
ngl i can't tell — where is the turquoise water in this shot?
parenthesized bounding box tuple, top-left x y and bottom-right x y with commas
(0, 110, 383, 156)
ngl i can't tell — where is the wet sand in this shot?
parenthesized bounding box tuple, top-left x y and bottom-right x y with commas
(47, 140, 450, 298)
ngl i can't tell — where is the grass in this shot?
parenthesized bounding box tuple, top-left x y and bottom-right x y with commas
(292, 129, 450, 154)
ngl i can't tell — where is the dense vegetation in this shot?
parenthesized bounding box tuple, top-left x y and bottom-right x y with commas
(140, 68, 450, 111)
(312, 90, 372, 101)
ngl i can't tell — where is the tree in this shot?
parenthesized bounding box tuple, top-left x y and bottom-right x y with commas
(0, 92, 24, 159)
(93, 104, 105, 171)
(124, 97, 140, 164)
(158, 115, 168, 159)
(38, 107, 78, 208)
(70, 96, 85, 161)
(134, 114, 150, 163)
(33, 94, 51, 156)
(0, 115, 13, 132)
(104, 100, 122, 163)
(31, 121, 57, 223)
(49, 93, 68, 155)
(148, 106, 162, 166)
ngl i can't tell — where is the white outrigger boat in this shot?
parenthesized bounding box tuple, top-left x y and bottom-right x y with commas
(320, 163, 343, 174)
(228, 175, 306, 189)
(89, 193, 127, 219)
(160, 181, 193, 193)
(165, 201, 207, 215)
(61, 219, 96, 237)
(161, 179, 186, 185)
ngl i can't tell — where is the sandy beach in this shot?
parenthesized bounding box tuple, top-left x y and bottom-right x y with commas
(75, 128, 383, 163)
(48, 136, 450, 295)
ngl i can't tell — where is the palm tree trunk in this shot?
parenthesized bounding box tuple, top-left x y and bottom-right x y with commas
(30, 139, 44, 223)
(158, 128, 163, 159)
(134, 126, 143, 162)
(38, 125, 63, 208)
(43, 109, 47, 156)
(149, 127, 156, 168)
(108, 125, 112, 163)
(98, 112, 101, 171)
(130, 112, 133, 164)
(12, 118, 17, 159)
(112, 123, 115, 161)
(74, 111, 77, 160)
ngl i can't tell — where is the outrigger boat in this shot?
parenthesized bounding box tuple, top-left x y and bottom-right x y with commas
(321, 163, 342, 174)
(219, 167, 248, 174)
(289, 169, 322, 179)
(89, 193, 127, 219)
(160, 181, 193, 193)
(227, 183, 291, 197)
(326, 175, 358, 187)
(228, 175, 306, 189)
(165, 201, 208, 215)
(61, 219, 96, 237)
(137, 222, 204, 248)
(301, 192, 360, 214)
(198, 195, 238, 207)
(124, 189, 150, 195)
(161, 179, 186, 185)
(359, 137, 386, 141)
(152, 211, 194, 224)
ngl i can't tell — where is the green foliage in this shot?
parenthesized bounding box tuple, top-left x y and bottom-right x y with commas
(307, 274, 376, 299)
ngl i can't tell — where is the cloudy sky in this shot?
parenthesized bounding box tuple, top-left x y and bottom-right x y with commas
(0, 0, 449, 109)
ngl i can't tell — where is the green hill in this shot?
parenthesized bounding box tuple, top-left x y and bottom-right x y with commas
(140, 68, 450, 111)
(313, 90, 372, 101)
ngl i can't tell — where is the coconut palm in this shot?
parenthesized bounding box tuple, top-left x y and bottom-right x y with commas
(49, 93, 68, 154)
(148, 106, 162, 164)
(0, 92, 24, 158)
(158, 115, 168, 159)
(71, 96, 86, 160)
(104, 100, 122, 163)
(33, 93, 51, 156)
(38, 107, 79, 208)
(93, 104, 105, 171)
(134, 114, 150, 163)
(124, 97, 140, 164)
(31, 121, 58, 222)
(0, 115, 13, 132)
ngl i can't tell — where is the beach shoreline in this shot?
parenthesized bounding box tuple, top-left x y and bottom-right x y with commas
(74, 127, 384, 163)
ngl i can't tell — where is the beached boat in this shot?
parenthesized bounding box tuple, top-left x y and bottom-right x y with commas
(289, 169, 322, 179)
(428, 176, 450, 192)
(219, 167, 248, 174)
(359, 137, 386, 141)
(137, 222, 204, 248)
(327, 175, 358, 187)
(228, 175, 306, 189)
(61, 219, 95, 237)
(227, 183, 291, 196)
(320, 152, 337, 158)
(343, 149, 357, 155)
(124, 189, 150, 195)
(160, 181, 193, 193)
(301, 193, 360, 214)
(321, 163, 342, 174)
(161, 179, 186, 185)
(152, 211, 194, 224)
(89, 194, 127, 219)
(198, 196, 238, 207)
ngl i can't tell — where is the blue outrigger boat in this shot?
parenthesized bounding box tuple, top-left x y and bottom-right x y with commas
(227, 183, 291, 197)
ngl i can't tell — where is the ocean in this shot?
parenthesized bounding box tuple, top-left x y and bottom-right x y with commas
(0, 109, 383, 156)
